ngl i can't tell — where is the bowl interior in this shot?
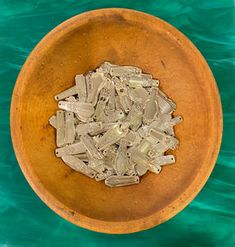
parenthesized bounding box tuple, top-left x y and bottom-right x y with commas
(11, 9, 222, 233)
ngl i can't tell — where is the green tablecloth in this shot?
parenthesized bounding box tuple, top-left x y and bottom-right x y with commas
(0, 0, 234, 246)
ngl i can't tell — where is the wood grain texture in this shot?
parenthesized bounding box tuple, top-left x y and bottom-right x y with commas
(10, 8, 222, 234)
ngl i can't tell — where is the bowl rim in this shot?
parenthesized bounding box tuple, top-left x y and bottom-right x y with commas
(10, 8, 223, 234)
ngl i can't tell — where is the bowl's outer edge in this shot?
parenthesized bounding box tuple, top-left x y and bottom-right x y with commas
(10, 8, 223, 234)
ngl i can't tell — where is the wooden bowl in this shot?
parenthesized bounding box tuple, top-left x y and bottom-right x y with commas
(10, 8, 222, 234)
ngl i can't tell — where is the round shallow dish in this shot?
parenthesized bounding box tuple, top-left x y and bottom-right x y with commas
(11, 8, 222, 234)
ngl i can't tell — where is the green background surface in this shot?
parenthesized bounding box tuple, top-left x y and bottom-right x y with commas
(0, 0, 234, 246)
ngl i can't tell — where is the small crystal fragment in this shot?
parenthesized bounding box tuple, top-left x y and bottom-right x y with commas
(55, 141, 86, 157)
(75, 74, 87, 102)
(152, 155, 175, 166)
(87, 72, 107, 105)
(114, 140, 129, 175)
(96, 123, 129, 150)
(125, 101, 143, 131)
(143, 87, 158, 124)
(157, 89, 176, 114)
(49, 115, 56, 128)
(64, 112, 75, 144)
(62, 155, 96, 178)
(105, 175, 139, 187)
(80, 135, 103, 160)
(55, 86, 77, 101)
(56, 110, 65, 147)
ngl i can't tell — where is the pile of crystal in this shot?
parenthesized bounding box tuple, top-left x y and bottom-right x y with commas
(49, 62, 182, 187)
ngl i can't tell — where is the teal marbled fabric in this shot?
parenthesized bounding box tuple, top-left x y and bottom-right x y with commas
(0, 0, 234, 246)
